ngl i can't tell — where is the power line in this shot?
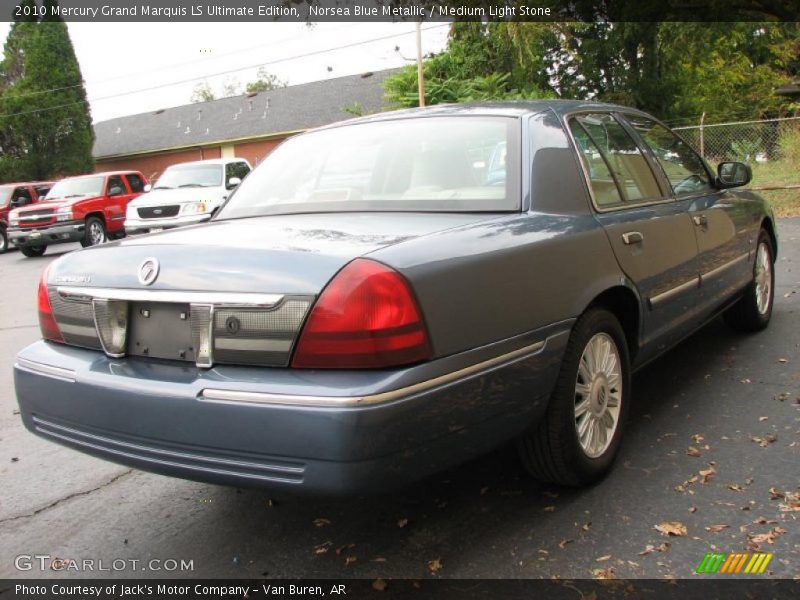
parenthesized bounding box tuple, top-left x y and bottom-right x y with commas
(0, 24, 449, 117)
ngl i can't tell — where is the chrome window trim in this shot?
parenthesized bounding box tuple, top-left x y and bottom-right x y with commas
(15, 357, 77, 383)
(57, 287, 284, 308)
(199, 338, 547, 408)
(563, 110, 671, 214)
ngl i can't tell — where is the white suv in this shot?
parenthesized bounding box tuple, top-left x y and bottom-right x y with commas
(125, 158, 251, 235)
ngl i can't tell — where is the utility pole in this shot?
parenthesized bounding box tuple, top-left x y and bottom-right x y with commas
(416, 21, 425, 107)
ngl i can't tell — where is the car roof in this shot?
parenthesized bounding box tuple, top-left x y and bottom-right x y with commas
(0, 180, 55, 187)
(55, 171, 142, 181)
(320, 100, 655, 130)
(165, 158, 250, 168)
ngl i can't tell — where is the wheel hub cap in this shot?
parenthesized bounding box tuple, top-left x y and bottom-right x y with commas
(754, 242, 771, 315)
(574, 332, 622, 458)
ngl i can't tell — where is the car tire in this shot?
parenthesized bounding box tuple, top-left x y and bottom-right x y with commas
(20, 244, 46, 258)
(81, 216, 107, 247)
(0, 228, 8, 254)
(517, 308, 631, 487)
(724, 231, 774, 333)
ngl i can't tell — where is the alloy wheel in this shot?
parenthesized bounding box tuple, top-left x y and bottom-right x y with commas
(574, 332, 623, 458)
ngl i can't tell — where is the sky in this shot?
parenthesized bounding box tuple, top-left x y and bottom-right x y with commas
(0, 21, 449, 123)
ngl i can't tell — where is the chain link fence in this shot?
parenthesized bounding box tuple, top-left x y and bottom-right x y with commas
(674, 117, 800, 189)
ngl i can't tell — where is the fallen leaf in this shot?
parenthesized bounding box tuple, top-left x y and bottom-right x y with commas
(344, 556, 357, 567)
(727, 484, 744, 492)
(699, 465, 716, 484)
(776, 392, 790, 401)
(768, 488, 785, 500)
(758, 416, 769, 422)
(313, 518, 331, 528)
(596, 555, 612, 562)
(740, 378, 751, 384)
(688, 506, 697, 513)
(582, 522, 592, 531)
(691, 434, 705, 443)
(705, 524, 730, 533)
(543, 505, 557, 512)
(428, 558, 443, 573)
(686, 446, 701, 457)
(480, 486, 489, 495)
(10, 457, 18, 463)
(372, 557, 387, 562)
(655, 521, 687, 537)
(314, 541, 332, 555)
(372, 579, 387, 592)
(558, 539, 574, 549)
(592, 567, 617, 580)
(779, 491, 800, 512)
(751, 434, 778, 448)
(397, 518, 409, 529)
(778, 358, 788, 363)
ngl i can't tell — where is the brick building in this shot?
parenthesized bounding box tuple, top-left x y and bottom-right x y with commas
(92, 69, 397, 181)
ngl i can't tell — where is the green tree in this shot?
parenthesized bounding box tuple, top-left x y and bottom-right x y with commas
(385, 21, 799, 123)
(190, 81, 215, 103)
(245, 67, 286, 94)
(0, 0, 93, 182)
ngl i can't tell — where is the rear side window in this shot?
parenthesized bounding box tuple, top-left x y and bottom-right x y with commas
(569, 113, 661, 207)
(35, 185, 51, 198)
(626, 116, 713, 196)
(126, 174, 144, 193)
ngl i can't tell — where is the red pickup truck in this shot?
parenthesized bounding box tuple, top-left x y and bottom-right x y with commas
(7, 171, 147, 257)
(0, 181, 54, 254)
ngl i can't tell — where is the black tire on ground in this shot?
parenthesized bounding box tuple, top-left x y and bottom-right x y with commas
(20, 244, 46, 258)
(0, 228, 7, 254)
(517, 308, 631, 487)
(81, 216, 107, 247)
(723, 230, 774, 333)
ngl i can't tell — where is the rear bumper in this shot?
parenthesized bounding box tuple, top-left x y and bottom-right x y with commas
(14, 324, 570, 494)
(125, 214, 210, 234)
(8, 221, 84, 247)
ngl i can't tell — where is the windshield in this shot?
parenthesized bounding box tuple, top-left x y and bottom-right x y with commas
(0, 186, 11, 208)
(46, 176, 104, 201)
(155, 164, 223, 189)
(217, 116, 520, 219)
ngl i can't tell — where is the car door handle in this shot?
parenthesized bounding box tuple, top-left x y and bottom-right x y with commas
(622, 231, 643, 245)
(693, 214, 708, 226)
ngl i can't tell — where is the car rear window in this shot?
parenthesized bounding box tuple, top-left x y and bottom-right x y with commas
(217, 116, 520, 218)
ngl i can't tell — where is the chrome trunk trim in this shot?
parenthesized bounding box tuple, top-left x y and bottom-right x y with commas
(57, 287, 284, 308)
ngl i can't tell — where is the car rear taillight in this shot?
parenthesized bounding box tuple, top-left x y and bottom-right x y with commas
(292, 259, 432, 369)
(38, 266, 64, 343)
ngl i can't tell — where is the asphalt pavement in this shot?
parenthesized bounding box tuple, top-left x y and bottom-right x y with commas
(0, 221, 798, 580)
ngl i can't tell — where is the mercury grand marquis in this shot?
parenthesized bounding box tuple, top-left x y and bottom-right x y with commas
(14, 102, 776, 493)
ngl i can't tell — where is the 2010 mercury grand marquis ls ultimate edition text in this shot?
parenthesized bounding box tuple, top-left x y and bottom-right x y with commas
(14, 102, 777, 493)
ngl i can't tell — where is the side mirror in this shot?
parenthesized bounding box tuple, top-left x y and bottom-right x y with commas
(227, 177, 242, 190)
(716, 161, 752, 188)
(143, 183, 152, 193)
(108, 186, 124, 197)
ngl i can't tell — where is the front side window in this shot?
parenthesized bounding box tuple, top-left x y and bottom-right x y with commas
(569, 113, 662, 207)
(46, 176, 104, 201)
(107, 176, 126, 196)
(155, 164, 223, 189)
(218, 117, 520, 219)
(226, 162, 250, 186)
(625, 116, 713, 196)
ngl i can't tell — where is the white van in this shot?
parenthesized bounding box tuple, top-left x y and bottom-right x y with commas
(124, 158, 251, 235)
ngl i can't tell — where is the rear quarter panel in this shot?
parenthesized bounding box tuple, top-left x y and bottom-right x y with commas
(371, 212, 626, 358)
